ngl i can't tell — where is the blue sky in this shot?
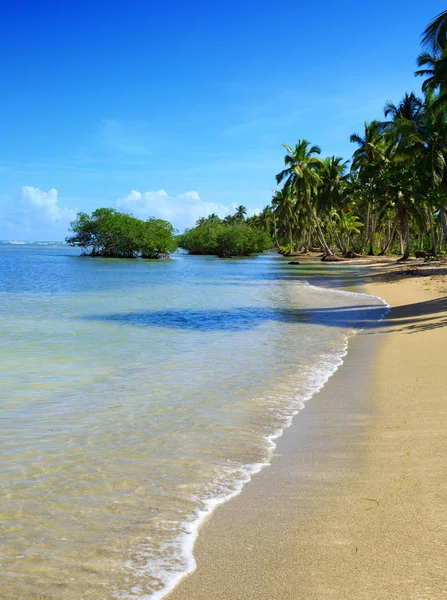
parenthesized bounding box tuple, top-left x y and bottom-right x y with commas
(0, 1, 444, 240)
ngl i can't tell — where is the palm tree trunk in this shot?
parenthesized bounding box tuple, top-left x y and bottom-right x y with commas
(305, 197, 333, 255)
(340, 212, 353, 253)
(379, 219, 398, 255)
(273, 215, 280, 251)
(288, 221, 293, 254)
(368, 212, 376, 255)
(359, 203, 370, 254)
(332, 225, 345, 254)
(428, 207, 438, 255)
(439, 204, 447, 246)
(402, 209, 410, 260)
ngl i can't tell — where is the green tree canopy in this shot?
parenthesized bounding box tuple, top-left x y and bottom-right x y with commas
(66, 208, 177, 258)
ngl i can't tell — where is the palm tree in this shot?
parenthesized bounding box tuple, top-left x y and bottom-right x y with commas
(276, 140, 333, 256)
(380, 92, 447, 255)
(272, 188, 296, 254)
(350, 121, 386, 254)
(350, 121, 384, 168)
(419, 100, 447, 244)
(317, 156, 352, 254)
(379, 93, 430, 258)
(234, 205, 247, 222)
(383, 93, 423, 130)
(415, 50, 447, 103)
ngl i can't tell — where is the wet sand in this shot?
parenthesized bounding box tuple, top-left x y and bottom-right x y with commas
(167, 262, 447, 599)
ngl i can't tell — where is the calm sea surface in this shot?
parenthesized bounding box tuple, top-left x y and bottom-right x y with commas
(0, 245, 386, 599)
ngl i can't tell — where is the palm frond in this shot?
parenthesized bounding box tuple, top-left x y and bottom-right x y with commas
(421, 10, 447, 54)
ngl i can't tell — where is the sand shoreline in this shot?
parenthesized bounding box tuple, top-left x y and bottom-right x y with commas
(166, 260, 447, 599)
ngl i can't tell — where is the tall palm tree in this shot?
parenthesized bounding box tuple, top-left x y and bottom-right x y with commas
(419, 100, 447, 244)
(382, 93, 447, 252)
(317, 156, 352, 254)
(272, 188, 296, 254)
(350, 121, 385, 254)
(317, 156, 350, 211)
(276, 140, 333, 255)
(381, 93, 429, 258)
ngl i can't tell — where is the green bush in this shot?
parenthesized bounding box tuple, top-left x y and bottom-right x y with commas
(178, 219, 272, 257)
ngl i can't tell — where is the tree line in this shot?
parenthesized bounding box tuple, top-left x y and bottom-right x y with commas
(259, 11, 447, 261)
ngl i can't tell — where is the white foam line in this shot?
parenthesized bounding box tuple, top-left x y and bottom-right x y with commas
(125, 284, 390, 600)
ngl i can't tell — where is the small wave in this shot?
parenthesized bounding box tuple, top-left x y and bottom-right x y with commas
(123, 284, 389, 600)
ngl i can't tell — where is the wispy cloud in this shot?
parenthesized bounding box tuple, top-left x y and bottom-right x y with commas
(99, 119, 151, 156)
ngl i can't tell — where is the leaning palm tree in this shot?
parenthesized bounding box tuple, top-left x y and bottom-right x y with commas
(276, 140, 333, 256)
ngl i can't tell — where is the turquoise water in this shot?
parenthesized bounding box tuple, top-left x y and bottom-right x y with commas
(0, 245, 386, 599)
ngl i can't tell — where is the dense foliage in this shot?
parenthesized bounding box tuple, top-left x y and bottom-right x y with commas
(177, 211, 272, 257)
(66, 208, 177, 258)
(256, 11, 447, 260)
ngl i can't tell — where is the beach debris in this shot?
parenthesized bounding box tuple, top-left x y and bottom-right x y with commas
(414, 250, 427, 259)
(361, 497, 380, 509)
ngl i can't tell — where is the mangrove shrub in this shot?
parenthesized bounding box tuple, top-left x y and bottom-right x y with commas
(66, 208, 177, 258)
(177, 217, 272, 257)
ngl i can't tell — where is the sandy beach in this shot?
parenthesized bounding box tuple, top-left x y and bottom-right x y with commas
(167, 260, 447, 600)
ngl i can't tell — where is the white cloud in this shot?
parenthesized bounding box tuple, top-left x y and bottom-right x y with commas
(116, 189, 234, 231)
(21, 187, 76, 225)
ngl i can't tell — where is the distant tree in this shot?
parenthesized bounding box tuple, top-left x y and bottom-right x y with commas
(234, 205, 247, 222)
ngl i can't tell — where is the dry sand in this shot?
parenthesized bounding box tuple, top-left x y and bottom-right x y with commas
(167, 261, 447, 600)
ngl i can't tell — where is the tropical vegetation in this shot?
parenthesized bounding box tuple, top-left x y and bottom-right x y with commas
(177, 209, 272, 257)
(257, 11, 447, 260)
(66, 208, 177, 258)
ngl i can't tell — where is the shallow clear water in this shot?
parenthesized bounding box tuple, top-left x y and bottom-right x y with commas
(0, 246, 386, 599)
